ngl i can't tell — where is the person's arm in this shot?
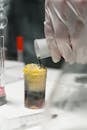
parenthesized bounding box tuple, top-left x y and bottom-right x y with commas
(45, 0, 87, 64)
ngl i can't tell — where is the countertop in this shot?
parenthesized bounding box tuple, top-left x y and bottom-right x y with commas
(1, 61, 87, 130)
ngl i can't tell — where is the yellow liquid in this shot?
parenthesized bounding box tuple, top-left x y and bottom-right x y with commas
(23, 63, 47, 92)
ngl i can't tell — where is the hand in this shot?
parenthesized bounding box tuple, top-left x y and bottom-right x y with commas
(67, 0, 87, 63)
(45, 0, 87, 64)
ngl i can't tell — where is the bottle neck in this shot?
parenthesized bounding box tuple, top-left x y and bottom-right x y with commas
(34, 39, 50, 59)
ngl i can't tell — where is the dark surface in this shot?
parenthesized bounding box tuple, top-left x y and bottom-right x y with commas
(6, 0, 63, 68)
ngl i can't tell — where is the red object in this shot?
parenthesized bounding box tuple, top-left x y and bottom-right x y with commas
(16, 36, 24, 51)
(0, 86, 5, 96)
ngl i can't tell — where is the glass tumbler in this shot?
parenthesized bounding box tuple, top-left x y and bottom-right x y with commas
(23, 63, 47, 109)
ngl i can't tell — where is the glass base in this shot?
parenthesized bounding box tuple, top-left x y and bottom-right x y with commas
(25, 91, 45, 109)
(0, 96, 7, 106)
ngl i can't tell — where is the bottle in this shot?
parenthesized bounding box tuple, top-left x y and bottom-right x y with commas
(34, 39, 50, 59)
(16, 36, 24, 62)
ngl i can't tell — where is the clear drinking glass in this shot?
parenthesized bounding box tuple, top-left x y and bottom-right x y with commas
(0, 36, 6, 105)
(23, 63, 47, 109)
(0, 0, 8, 106)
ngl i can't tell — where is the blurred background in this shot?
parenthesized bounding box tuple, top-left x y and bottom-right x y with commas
(5, 0, 64, 68)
